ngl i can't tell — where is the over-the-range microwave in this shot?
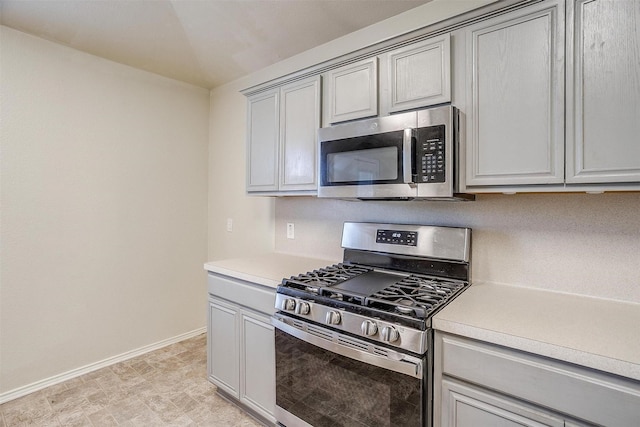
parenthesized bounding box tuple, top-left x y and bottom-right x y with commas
(317, 105, 473, 201)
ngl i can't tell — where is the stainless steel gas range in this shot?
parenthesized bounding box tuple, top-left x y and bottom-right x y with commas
(272, 222, 471, 427)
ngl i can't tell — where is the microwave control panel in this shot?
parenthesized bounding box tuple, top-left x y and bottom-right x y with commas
(416, 125, 445, 183)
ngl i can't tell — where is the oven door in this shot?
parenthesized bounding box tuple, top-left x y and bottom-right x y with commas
(272, 313, 428, 427)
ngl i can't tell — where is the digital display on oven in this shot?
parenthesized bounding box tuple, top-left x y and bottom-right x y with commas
(376, 229, 417, 246)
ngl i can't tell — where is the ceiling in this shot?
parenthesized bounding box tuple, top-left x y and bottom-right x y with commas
(0, 0, 429, 89)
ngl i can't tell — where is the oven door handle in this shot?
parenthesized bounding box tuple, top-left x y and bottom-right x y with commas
(272, 314, 423, 379)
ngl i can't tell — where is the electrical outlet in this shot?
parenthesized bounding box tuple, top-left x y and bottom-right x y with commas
(286, 223, 295, 239)
(226, 218, 233, 232)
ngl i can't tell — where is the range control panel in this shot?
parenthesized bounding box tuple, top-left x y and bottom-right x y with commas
(376, 229, 418, 246)
(416, 125, 445, 183)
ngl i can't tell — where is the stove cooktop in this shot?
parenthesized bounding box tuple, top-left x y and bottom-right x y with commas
(280, 263, 467, 325)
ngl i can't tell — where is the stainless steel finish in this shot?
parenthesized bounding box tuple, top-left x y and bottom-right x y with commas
(282, 298, 296, 311)
(325, 310, 341, 325)
(361, 320, 378, 336)
(275, 406, 314, 427)
(403, 128, 415, 184)
(417, 105, 456, 199)
(319, 182, 418, 199)
(274, 293, 429, 353)
(381, 326, 400, 343)
(341, 222, 472, 262)
(317, 109, 419, 200)
(318, 105, 473, 201)
(294, 301, 310, 315)
(272, 313, 424, 379)
(318, 109, 417, 142)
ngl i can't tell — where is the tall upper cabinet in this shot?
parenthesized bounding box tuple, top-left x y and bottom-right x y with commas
(246, 76, 321, 194)
(565, 0, 640, 184)
(461, 0, 565, 188)
(246, 89, 279, 192)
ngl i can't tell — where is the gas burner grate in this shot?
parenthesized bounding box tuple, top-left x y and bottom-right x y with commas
(282, 263, 372, 292)
(367, 275, 465, 319)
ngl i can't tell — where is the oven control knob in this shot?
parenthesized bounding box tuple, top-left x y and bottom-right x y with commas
(361, 320, 378, 336)
(281, 298, 296, 311)
(381, 326, 400, 343)
(295, 302, 310, 315)
(325, 311, 341, 325)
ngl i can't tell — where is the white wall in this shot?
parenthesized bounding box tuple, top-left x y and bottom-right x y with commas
(0, 27, 209, 397)
(274, 194, 640, 303)
(208, 82, 274, 260)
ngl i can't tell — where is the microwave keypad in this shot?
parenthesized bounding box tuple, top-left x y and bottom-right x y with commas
(417, 125, 445, 183)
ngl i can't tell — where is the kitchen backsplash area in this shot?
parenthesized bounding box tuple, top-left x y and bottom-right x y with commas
(274, 193, 640, 304)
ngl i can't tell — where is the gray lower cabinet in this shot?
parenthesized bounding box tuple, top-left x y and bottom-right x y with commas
(441, 379, 565, 427)
(207, 273, 276, 424)
(208, 299, 240, 396)
(435, 332, 640, 427)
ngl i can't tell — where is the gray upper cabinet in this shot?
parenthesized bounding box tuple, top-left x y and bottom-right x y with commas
(246, 75, 321, 194)
(279, 77, 321, 191)
(565, 0, 640, 184)
(246, 89, 279, 192)
(462, 0, 565, 188)
(324, 57, 378, 124)
(382, 34, 451, 115)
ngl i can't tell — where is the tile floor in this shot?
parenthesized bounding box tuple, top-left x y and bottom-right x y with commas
(0, 333, 263, 426)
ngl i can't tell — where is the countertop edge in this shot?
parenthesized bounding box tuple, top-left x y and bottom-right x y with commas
(204, 253, 338, 289)
(433, 317, 640, 382)
(204, 263, 281, 288)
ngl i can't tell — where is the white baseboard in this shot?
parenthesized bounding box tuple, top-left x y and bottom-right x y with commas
(0, 327, 206, 404)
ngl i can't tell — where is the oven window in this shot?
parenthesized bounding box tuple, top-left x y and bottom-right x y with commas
(275, 329, 424, 427)
(327, 146, 398, 183)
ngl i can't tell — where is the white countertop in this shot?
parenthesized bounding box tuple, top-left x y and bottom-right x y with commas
(204, 252, 338, 288)
(433, 282, 640, 382)
(205, 253, 640, 382)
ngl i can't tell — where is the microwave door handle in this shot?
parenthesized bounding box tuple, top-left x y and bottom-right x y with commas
(402, 129, 414, 184)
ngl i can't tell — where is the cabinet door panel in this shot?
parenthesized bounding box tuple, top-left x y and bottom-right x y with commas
(387, 34, 451, 113)
(240, 312, 276, 420)
(279, 76, 321, 191)
(326, 58, 378, 123)
(246, 89, 279, 192)
(566, 0, 640, 183)
(208, 300, 239, 398)
(442, 379, 564, 427)
(465, 1, 565, 186)
(440, 334, 640, 427)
